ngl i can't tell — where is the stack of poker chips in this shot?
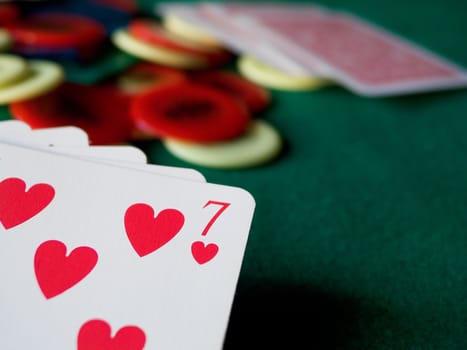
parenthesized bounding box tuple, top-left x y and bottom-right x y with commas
(0, 0, 327, 169)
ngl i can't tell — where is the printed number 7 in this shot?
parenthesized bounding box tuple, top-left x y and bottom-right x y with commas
(201, 201, 230, 237)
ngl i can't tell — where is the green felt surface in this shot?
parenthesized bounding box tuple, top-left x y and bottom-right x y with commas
(3, 0, 467, 348)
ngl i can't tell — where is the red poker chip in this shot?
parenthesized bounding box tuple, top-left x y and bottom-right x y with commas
(117, 62, 188, 94)
(89, 0, 139, 14)
(189, 70, 271, 114)
(130, 81, 251, 142)
(0, 3, 20, 25)
(128, 19, 233, 67)
(5, 12, 106, 50)
(9, 82, 135, 145)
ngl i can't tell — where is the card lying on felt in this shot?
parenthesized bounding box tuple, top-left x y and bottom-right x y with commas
(235, 9, 467, 96)
(0, 122, 255, 349)
(158, 2, 467, 96)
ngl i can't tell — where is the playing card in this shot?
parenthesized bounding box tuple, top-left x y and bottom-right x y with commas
(157, 2, 314, 75)
(0, 122, 146, 162)
(237, 8, 467, 96)
(0, 142, 255, 349)
(207, 2, 330, 75)
(42, 145, 149, 163)
(30, 126, 90, 147)
(0, 120, 31, 136)
(0, 121, 206, 182)
(0, 124, 90, 147)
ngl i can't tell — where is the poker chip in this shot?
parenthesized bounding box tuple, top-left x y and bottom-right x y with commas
(130, 81, 251, 142)
(128, 19, 232, 67)
(11, 44, 84, 62)
(0, 60, 64, 104)
(0, 29, 12, 52)
(5, 12, 106, 55)
(190, 70, 271, 114)
(26, 0, 132, 34)
(88, 0, 139, 15)
(163, 119, 282, 169)
(71, 0, 132, 33)
(0, 3, 20, 25)
(0, 54, 29, 87)
(117, 62, 187, 94)
(111, 29, 208, 69)
(238, 56, 332, 91)
(162, 14, 223, 48)
(9, 82, 134, 144)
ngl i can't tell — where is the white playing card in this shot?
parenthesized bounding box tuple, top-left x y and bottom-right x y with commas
(0, 120, 31, 136)
(0, 123, 146, 163)
(48, 145, 149, 164)
(112, 162, 206, 182)
(0, 121, 206, 182)
(0, 125, 89, 147)
(0, 142, 255, 350)
(31, 126, 90, 146)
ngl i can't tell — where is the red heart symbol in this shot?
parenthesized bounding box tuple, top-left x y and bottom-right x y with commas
(124, 203, 185, 257)
(34, 240, 98, 299)
(191, 241, 219, 264)
(77, 319, 146, 350)
(0, 177, 55, 229)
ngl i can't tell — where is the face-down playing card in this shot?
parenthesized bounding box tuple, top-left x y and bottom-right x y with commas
(0, 142, 255, 350)
(157, 2, 324, 76)
(234, 9, 467, 96)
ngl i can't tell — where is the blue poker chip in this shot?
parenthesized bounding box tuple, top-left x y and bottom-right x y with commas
(22, 0, 131, 34)
(12, 44, 107, 64)
(12, 45, 79, 61)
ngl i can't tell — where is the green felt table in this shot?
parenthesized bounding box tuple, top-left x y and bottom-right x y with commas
(3, 0, 467, 348)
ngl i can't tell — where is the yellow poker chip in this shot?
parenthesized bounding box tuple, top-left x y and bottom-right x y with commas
(111, 29, 208, 69)
(0, 54, 28, 87)
(237, 55, 332, 91)
(0, 59, 64, 104)
(0, 29, 12, 51)
(163, 119, 282, 169)
(162, 14, 223, 49)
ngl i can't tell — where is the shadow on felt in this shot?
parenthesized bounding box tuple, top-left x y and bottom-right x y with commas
(223, 281, 358, 350)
